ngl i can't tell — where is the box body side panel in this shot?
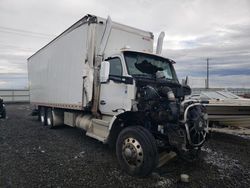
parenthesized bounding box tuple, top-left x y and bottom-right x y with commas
(28, 24, 89, 108)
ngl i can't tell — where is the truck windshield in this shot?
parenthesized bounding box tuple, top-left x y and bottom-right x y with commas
(124, 51, 178, 81)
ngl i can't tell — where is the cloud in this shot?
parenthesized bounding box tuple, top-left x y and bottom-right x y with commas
(0, 80, 7, 86)
(0, 73, 28, 89)
(164, 21, 250, 88)
(188, 75, 250, 88)
(0, 0, 249, 89)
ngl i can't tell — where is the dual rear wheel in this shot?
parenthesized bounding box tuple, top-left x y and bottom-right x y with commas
(38, 107, 55, 128)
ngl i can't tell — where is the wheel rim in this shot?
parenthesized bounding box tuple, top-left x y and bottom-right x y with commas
(122, 137, 143, 167)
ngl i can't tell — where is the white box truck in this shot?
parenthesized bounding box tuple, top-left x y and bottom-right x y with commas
(28, 14, 208, 177)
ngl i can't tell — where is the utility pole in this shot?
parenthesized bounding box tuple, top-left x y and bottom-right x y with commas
(206, 58, 209, 89)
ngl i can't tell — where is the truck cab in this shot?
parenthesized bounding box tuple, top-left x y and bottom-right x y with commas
(100, 50, 180, 115)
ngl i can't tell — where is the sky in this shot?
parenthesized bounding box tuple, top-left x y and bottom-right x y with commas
(0, 0, 250, 89)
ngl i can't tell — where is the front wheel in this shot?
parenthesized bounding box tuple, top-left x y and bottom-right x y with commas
(116, 126, 158, 177)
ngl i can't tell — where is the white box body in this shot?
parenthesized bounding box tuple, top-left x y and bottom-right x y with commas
(28, 15, 153, 110)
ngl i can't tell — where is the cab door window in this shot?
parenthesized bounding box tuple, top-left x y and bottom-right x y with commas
(108, 57, 122, 77)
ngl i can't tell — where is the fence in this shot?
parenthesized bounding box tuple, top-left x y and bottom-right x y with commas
(0, 88, 250, 103)
(0, 89, 30, 103)
(192, 88, 250, 97)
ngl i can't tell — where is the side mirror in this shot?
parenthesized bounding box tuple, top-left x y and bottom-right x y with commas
(100, 61, 110, 83)
(183, 85, 191, 96)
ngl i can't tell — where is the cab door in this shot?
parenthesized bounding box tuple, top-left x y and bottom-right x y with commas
(99, 56, 128, 115)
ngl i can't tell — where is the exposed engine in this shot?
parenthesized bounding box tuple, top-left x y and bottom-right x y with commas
(137, 85, 179, 124)
(135, 83, 208, 156)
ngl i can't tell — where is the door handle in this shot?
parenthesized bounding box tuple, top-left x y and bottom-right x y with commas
(100, 100, 106, 105)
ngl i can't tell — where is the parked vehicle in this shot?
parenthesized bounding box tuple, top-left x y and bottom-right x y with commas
(0, 97, 6, 119)
(28, 14, 208, 176)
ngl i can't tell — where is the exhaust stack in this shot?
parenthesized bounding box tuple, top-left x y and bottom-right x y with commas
(156, 31, 165, 55)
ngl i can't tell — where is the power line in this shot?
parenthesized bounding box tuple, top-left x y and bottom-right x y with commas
(0, 30, 53, 39)
(0, 42, 35, 51)
(0, 26, 55, 37)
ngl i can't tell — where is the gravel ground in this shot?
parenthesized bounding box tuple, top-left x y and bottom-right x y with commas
(0, 104, 250, 188)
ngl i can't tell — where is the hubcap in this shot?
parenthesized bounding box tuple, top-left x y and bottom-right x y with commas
(124, 148, 132, 158)
(122, 137, 143, 167)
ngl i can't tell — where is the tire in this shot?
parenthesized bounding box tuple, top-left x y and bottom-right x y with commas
(116, 126, 158, 177)
(46, 108, 54, 129)
(39, 107, 46, 126)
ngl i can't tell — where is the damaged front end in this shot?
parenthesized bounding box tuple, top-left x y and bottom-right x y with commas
(135, 84, 208, 161)
(169, 100, 208, 161)
(181, 100, 208, 147)
(124, 50, 208, 161)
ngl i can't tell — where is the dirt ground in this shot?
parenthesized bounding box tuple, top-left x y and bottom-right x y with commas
(0, 104, 250, 188)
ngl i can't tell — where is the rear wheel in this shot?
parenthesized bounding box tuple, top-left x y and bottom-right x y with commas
(46, 108, 54, 129)
(39, 107, 46, 125)
(116, 126, 158, 177)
